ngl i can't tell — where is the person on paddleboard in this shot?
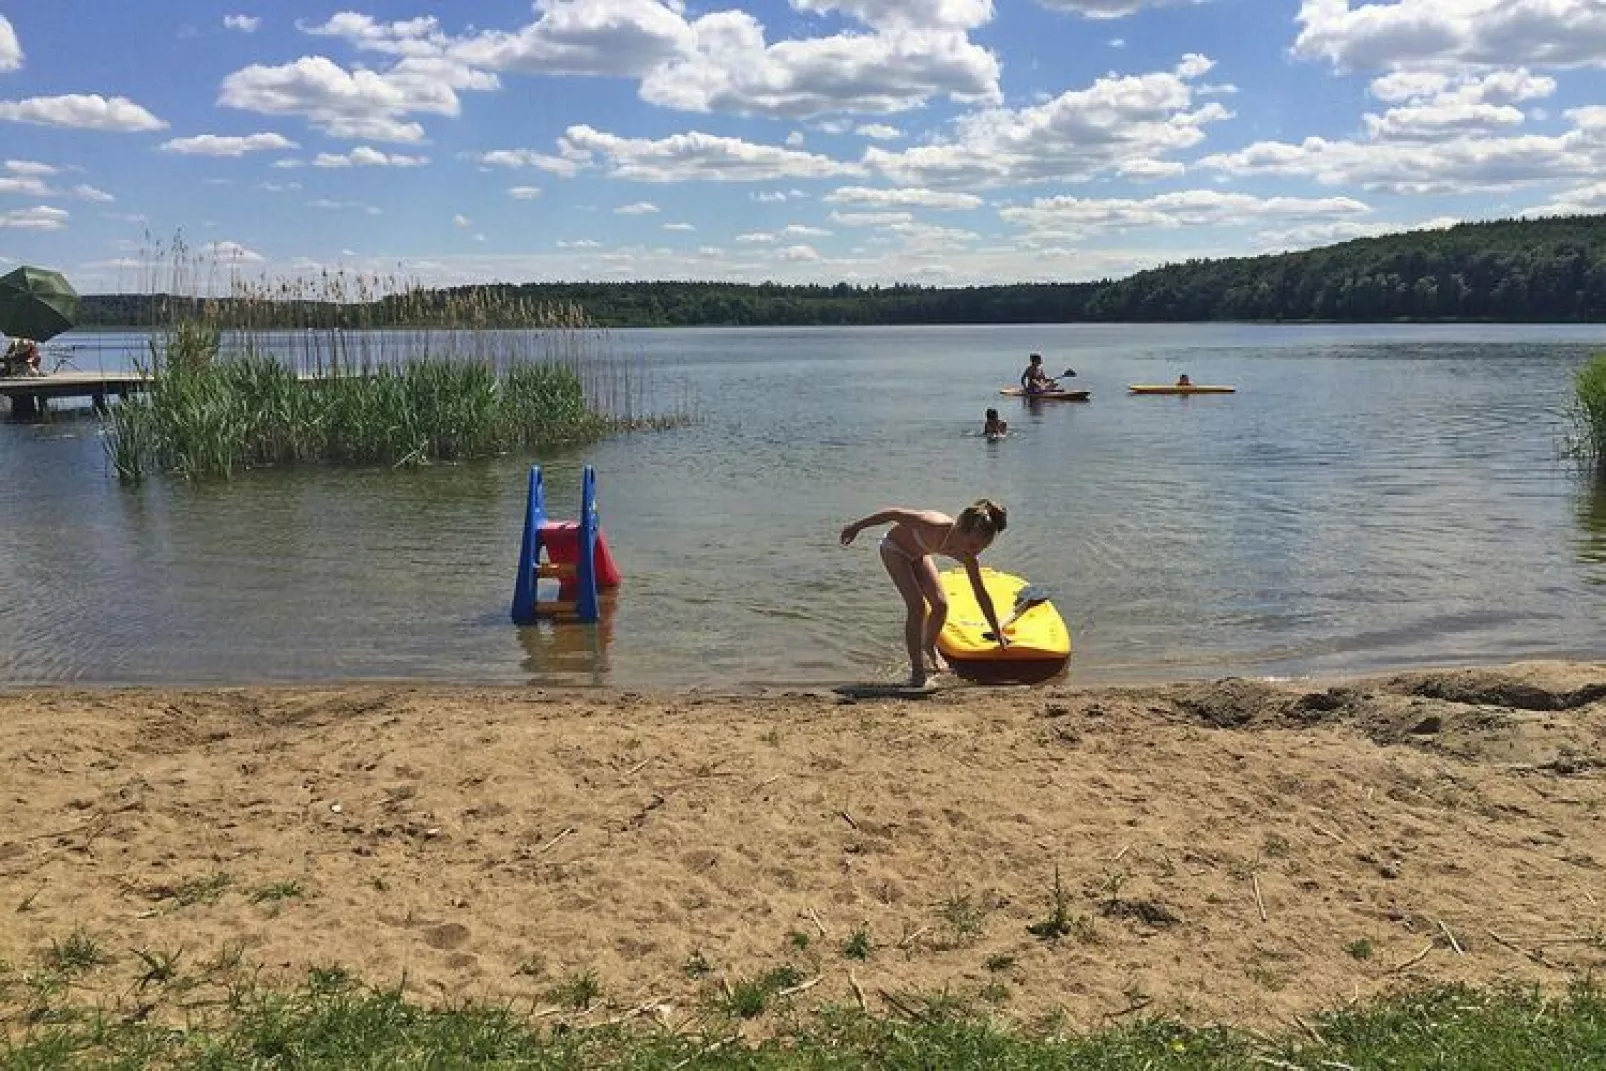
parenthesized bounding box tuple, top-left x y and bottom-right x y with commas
(1020, 353, 1058, 395)
(840, 500, 1008, 688)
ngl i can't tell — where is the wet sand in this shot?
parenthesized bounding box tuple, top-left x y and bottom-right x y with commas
(3, 660, 1605, 1034)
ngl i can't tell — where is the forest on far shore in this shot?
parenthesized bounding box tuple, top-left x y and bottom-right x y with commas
(78, 214, 1606, 328)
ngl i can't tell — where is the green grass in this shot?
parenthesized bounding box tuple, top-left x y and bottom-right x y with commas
(4, 978, 1606, 1069)
(40, 930, 110, 974)
(1574, 352, 1606, 473)
(250, 880, 305, 904)
(839, 926, 873, 961)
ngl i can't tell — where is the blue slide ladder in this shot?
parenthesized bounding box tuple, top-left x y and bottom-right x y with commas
(510, 464, 601, 624)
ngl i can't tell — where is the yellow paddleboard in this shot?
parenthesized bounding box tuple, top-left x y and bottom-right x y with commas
(1127, 384, 1235, 394)
(937, 567, 1070, 681)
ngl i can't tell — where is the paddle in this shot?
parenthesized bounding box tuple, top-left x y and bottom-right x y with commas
(982, 584, 1053, 641)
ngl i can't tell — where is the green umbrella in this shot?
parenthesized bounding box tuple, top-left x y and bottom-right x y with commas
(0, 265, 79, 343)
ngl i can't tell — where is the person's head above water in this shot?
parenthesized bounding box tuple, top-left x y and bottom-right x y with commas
(985, 407, 999, 420)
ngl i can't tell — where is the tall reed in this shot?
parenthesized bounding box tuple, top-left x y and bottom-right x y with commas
(103, 243, 686, 482)
(1573, 352, 1606, 473)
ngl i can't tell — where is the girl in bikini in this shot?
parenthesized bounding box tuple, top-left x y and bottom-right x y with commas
(839, 500, 1009, 687)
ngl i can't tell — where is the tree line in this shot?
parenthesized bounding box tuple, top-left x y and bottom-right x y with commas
(77, 214, 1606, 328)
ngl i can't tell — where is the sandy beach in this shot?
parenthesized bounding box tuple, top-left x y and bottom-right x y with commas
(3, 660, 1605, 1036)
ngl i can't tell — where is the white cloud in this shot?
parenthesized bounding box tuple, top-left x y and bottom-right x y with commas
(885, 219, 979, 246)
(556, 239, 603, 248)
(255, 181, 301, 192)
(199, 240, 265, 261)
(999, 189, 1371, 238)
(793, 0, 994, 32)
(160, 132, 299, 156)
(1359, 69, 1554, 141)
(1197, 78, 1603, 194)
(785, 131, 805, 147)
(736, 231, 777, 242)
(614, 201, 660, 214)
(638, 10, 1001, 117)
(663, 221, 696, 230)
(1526, 182, 1606, 216)
(781, 223, 832, 236)
(855, 123, 902, 139)
(323, 117, 428, 143)
(297, 13, 446, 56)
(311, 146, 428, 167)
(0, 167, 114, 202)
(830, 209, 915, 226)
(0, 94, 166, 132)
(0, 175, 49, 196)
(865, 55, 1227, 187)
(219, 55, 495, 142)
(0, 15, 21, 72)
(1294, 0, 1606, 71)
(4, 160, 55, 176)
(307, 198, 381, 214)
(451, 0, 694, 77)
(1035, 0, 1205, 17)
(751, 188, 807, 202)
(1254, 216, 1459, 252)
(454, 213, 472, 228)
(0, 205, 67, 229)
(559, 125, 861, 181)
(778, 244, 821, 260)
(825, 185, 982, 209)
(224, 14, 262, 33)
(509, 186, 542, 199)
(473, 148, 585, 177)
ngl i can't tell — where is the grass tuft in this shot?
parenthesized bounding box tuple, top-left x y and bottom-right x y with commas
(42, 930, 111, 974)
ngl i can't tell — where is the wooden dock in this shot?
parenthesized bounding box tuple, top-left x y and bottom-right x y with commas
(0, 372, 148, 418)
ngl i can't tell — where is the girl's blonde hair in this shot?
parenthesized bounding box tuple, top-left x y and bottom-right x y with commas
(956, 498, 1007, 537)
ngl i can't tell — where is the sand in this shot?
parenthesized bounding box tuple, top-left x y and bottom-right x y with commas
(3, 660, 1606, 1036)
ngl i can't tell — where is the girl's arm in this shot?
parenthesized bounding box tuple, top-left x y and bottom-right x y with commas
(840, 507, 928, 545)
(962, 556, 1008, 646)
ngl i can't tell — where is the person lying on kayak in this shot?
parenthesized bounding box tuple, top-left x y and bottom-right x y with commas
(1020, 353, 1058, 394)
(840, 500, 1008, 688)
(1176, 373, 1192, 387)
(983, 408, 1008, 437)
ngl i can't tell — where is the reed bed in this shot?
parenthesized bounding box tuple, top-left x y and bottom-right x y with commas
(1573, 352, 1606, 474)
(104, 244, 687, 482)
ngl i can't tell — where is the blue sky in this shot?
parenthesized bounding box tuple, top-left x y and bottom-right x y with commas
(3, 0, 1606, 291)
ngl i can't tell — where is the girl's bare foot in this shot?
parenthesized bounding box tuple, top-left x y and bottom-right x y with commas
(925, 651, 950, 674)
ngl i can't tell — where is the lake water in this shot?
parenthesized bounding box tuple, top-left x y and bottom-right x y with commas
(2, 323, 1603, 690)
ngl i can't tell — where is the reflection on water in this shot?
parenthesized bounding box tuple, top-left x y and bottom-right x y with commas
(1579, 477, 1606, 583)
(515, 596, 618, 685)
(3, 322, 1605, 688)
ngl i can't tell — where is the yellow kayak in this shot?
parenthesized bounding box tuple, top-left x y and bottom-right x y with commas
(937, 567, 1070, 682)
(1128, 384, 1235, 394)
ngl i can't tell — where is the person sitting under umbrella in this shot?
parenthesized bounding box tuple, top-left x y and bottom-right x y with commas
(2, 337, 42, 377)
